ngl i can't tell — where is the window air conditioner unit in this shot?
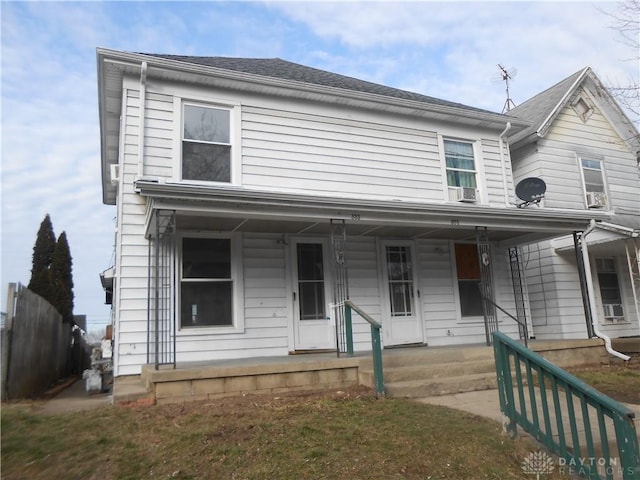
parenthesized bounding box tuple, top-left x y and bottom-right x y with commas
(110, 164, 120, 186)
(586, 191, 607, 208)
(603, 303, 623, 318)
(455, 187, 478, 203)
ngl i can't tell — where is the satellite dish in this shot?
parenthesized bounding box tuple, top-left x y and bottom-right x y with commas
(515, 177, 546, 207)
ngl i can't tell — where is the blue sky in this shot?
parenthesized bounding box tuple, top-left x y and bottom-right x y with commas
(1, 1, 637, 334)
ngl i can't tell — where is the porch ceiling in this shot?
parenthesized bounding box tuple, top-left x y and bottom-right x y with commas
(139, 182, 610, 246)
(174, 214, 496, 242)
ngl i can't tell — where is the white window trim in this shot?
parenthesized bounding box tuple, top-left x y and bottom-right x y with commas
(449, 240, 492, 323)
(592, 256, 628, 325)
(577, 154, 609, 209)
(172, 95, 242, 186)
(571, 95, 594, 123)
(438, 135, 485, 203)
(176, 232, 245, 335)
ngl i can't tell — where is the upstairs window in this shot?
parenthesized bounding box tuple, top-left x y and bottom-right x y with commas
(444, 139, 477, 188)
(182, 104, 231, 182)
(581, 158, 605, 194)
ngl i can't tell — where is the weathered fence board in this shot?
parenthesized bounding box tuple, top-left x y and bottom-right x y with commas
(1, 283, 71, 400)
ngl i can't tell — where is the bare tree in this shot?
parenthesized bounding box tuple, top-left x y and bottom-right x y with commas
(603, 0, 639, 123)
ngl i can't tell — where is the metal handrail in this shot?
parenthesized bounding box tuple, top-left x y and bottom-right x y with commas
(482, 295, 529, 347)
(493, 330, 639, 480)
(344, 300, 385, 397)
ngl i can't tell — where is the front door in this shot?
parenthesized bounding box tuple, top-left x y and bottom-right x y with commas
(292, 238, 335, 350)
(380, 241, 423, 346)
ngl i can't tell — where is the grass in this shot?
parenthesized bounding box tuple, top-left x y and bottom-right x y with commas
(1, 387, 573, 480)
(569, 362, 640, 404)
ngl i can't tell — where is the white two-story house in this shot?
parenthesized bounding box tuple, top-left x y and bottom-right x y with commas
(508, 67, 640, 342)
(97, 49, 609, 377)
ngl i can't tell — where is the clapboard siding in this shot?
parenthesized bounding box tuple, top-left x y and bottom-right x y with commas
(131, 82, 512, 204)
(344, 237, 382, 349)
(242, 104, 445, 200)
(167, 233, 289, 363)
(523, 242, 589, 339)
(114, 88, 154, 376)
(417, 240, 458, 343)
(481, 139, 508, 205)
(514, 97, 639, 212)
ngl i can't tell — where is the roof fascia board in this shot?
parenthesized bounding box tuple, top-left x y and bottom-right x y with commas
(537, 67, 590, 138)
(97, 48, 524, 131)
(135, 180, 607, 229)
(581, 72, 640, 153)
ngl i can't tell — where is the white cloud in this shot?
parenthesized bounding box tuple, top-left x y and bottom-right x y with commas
(269, 1, 637, 116)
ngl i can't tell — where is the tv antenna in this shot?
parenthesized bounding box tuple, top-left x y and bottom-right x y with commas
(498, 64, 517, 113)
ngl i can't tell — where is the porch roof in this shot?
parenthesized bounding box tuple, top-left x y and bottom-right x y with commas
(136, 180, 609, 247)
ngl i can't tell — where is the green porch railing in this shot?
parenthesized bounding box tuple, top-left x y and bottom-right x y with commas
(344, 300, 385, 397)
(493, 330, 639, 480)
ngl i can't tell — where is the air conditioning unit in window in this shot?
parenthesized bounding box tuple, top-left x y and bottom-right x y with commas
(109, 164, 120, 186)
(586, 192, 607, 208)
(603, 303, 624, 318)
(454, 187, 478, 203)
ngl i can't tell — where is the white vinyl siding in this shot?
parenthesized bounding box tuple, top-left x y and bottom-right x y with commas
(122, 79, 514, 205)
(114, 87, 154, 376)
(522, 241, 589, 339)
(242, 105, 444, 200)
(512, 88, 638, 212)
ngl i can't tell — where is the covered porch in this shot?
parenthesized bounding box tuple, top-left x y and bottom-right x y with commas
(136, 180, 607, 373)
(113, 337, 612, 405)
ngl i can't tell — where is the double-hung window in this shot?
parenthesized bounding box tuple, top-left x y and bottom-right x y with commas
(454, 243, 484, 317)
(580, 157, 609, 208)
(180, 237, 233, 328)
(595, 258, 624, 320)
(182, 104, 231, 182)
(444, 139, 477, 188)
(581, 158, 605, 195)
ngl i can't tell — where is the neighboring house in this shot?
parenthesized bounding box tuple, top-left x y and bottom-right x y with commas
(508, 67, 640, 341)
(97, 49, 608, 377)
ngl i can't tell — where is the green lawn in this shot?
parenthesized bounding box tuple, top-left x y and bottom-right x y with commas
(2, 388, 574, 480)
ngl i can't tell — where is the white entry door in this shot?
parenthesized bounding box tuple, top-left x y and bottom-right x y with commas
(291, 238, 335, 351)
(380, 241, 423, 346)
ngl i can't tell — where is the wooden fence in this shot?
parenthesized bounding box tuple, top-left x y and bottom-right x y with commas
(1, 283, 72, 400)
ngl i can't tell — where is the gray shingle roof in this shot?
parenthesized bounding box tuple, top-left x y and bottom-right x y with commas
(142, 54, 500, 116)
(508, 68, 587, 144)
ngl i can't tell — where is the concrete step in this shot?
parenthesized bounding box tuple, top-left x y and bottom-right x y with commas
(386, 372, 497, 398)
(359, 358, 496, 385)
(361, 345, 494, 370)
(611, 336, 640, 354)
(112, 375, 155, 406)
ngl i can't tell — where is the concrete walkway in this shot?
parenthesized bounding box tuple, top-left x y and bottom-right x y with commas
(419, 388, 640, 435)
(36, 377, 112, 416)
(418, 389, 506, 423)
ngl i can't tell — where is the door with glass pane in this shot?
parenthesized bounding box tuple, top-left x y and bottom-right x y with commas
(292, 238, 335, 350)
(380, 241, 423, 346)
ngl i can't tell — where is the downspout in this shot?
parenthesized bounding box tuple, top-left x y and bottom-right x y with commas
(581, 219, 630, 361)
(137, 61, 148, 179)
(499, 122, 512, 207)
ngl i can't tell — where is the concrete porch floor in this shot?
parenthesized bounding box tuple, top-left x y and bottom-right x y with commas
(112, 337, 614, 406)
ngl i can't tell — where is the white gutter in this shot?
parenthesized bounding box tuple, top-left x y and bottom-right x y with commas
(499, 122, 512, 207)
(137, 61, 148, 179)
(581, 219, 631, 361)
